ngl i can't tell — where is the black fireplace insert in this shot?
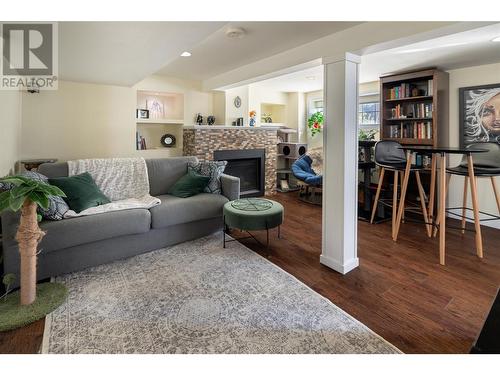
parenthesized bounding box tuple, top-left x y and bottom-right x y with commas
(214, 149, 265, 197)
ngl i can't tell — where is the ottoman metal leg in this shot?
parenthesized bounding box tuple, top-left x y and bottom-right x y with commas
(223, 215, 226, 248)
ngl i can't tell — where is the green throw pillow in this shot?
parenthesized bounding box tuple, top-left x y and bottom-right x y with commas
(168, 170, 210, 198)
(49, 172, 111, 213)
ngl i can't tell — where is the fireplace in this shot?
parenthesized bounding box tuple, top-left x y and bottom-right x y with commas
(214, 149, 265, 197)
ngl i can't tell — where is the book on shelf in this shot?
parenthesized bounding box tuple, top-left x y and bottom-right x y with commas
(386, 79, 433, 99)
(136, 132, 147, 150)
(390, 102, 432, 119)
(386, 121, 433, 140)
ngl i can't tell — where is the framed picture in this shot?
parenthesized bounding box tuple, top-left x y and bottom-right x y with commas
(459, 83, 500, 147)
(136, 108, 149, 119)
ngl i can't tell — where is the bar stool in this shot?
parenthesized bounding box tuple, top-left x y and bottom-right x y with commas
(370, 140, 431, 238)
(444, 142, 500, 255)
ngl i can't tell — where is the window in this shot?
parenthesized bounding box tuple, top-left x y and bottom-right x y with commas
(308, 98, 323, 117)
(358, 102, 380, 126)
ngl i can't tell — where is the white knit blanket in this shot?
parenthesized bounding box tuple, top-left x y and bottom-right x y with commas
(64, 157, 160, 218)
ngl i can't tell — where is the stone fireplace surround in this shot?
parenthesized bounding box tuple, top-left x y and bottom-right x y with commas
(183, 126, 278, 195)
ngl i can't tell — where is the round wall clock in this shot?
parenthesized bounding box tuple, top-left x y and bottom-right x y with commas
(160, 134, 176, 147)
(233, 96, 241, 108)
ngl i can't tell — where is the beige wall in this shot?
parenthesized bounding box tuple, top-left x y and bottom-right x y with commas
(225, 86, 249, 126)
(447, 62, 500, 229)
(21, 81, 136, 161)
(248, 84, 288, 127)
(20, 76, 214, 162)
(286, 92, 305, 143)
(212, 91, 226, 125)
(0, 90, 21, 176)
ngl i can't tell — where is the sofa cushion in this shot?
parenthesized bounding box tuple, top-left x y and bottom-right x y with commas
(168, 170, 211, 198)
(188, 160, 227, 194)
(49, 172, 111, 213)
(150, 193, 228, 229)
(146, 157, 197, 196)
(39, 209, 151, 253)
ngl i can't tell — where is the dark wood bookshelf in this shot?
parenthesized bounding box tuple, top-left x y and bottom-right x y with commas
(386, 117, 433, 121)
(385, 137, 434, 145)
(380, 68, 449, 147)
(384, 95, 433, 102)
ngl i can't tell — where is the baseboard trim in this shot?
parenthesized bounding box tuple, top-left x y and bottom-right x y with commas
(320, 255, 359, 274)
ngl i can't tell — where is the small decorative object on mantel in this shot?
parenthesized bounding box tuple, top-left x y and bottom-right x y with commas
(307, 111, 324, 137)
(207, 116, 215, 125)
(195, 113, 203, 125)
(233, 96, 241, 108)
(136, 109, 149, 119)
(160, 134, 176, 148)
(459, 82, 500, 146)
(249, 110, 256, 127)
(261, 113, 273, 123)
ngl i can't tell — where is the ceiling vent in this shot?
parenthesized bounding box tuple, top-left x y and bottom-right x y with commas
(225, 27, 246, 39)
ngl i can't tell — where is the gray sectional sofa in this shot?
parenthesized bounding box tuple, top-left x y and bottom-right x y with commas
(1, 157, 240, 285)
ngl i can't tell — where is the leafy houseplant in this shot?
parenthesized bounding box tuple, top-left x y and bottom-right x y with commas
(307, 111, 324, 137)
(0, 175, 65, 305)
(358, 128, 379, 141)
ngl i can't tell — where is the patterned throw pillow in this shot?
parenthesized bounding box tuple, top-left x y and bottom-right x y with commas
(187, 161, 227, 194)
(0, 171, 69, 220)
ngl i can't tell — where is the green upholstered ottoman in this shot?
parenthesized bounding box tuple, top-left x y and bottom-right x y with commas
(223, 198, 284, 248)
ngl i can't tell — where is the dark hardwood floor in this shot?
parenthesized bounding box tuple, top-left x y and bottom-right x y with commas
(1, 192, 499, 354)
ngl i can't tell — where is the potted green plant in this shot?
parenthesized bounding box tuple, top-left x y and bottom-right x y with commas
(0, 175, 68, 331)
(358, 128, 379, 141)
(307, 111, 324, 137)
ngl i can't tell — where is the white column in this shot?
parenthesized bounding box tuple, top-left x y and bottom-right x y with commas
(320, 52, 360, 274)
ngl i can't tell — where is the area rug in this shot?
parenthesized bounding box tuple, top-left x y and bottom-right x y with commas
(42, 234, 400, 354)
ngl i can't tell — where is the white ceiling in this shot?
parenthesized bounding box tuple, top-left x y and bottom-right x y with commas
(361, 22, 500, 82)
(246, 23, 500, 93)
(59, 22, 226, 86)
(250, 65, 324, 93)
(155, 22, 360, 81)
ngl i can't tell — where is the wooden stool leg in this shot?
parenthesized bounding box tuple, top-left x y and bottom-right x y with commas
(491, 177, 500, 214)
(433, 174, 451, 237)
(370, 167, 385, 223)
(416, 171, 431, 237)
(428, 155, 437, 222)
(400, 172, 405, 223)
(393, 153, 412, 241)
(439, 154, 447, 265)
(468, 155, 483, 258)
(461, 176, 468, 234)
(392, 170, 398, 238)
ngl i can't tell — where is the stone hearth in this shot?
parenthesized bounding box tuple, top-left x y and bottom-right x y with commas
(183, 126, 278, 194)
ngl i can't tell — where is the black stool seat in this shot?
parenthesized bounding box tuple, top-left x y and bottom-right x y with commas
(447, 143, 500, 177)
(447, 165, 500, 177)
(379, 162, 425, 171)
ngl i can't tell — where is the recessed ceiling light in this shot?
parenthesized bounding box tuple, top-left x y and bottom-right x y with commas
(492, 36, 500, 42)
(306, 76, 316, 80)
(180, 51, 191, 57)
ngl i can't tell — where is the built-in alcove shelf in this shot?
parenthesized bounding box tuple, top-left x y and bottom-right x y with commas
(136, 90, 184, 151)
(261, 103, 287, 124)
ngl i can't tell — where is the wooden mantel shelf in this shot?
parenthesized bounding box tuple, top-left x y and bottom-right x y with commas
(183, 125, 289, 131)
